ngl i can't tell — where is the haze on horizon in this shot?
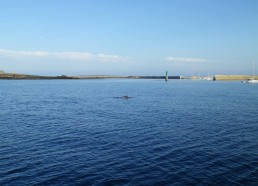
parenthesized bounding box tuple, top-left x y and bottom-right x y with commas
(0, 0, 258, 76)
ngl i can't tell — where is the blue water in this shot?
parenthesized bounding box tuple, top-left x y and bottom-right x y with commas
(0, 79, 258, 185)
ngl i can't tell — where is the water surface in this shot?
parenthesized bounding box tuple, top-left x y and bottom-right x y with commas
(0, 79, 258, 185)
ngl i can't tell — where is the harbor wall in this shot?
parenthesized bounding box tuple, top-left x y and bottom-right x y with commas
(78, 75, 181, 79)
(138, 76, 181, 79)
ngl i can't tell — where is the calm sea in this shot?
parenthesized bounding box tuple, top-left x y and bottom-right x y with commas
(0, 79, 258, 185)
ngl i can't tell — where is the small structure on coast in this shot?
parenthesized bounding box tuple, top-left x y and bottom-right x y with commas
(165, 70, 168, 81)
(213, 75, 257, 81)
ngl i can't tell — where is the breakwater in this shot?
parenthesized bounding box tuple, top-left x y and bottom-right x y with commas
(77, 75, 181, 79)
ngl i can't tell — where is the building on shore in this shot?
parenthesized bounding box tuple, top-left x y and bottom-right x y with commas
(213, 75, 257, 81)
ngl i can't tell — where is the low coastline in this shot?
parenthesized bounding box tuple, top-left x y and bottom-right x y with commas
(0, 72, 257, 81)
(0, 73, 182, 80)
(0, 73, 79, 80)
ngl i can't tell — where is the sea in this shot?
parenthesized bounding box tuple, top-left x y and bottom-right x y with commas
(0, 79, 257, 186)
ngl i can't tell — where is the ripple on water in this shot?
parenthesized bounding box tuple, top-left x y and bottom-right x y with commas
(0, 80, 258, 185)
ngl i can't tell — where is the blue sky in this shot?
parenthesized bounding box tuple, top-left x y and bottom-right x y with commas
(0, 0, 258, 76)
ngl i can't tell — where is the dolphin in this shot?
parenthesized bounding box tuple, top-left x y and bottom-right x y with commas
(114, 95, 132, 99)
(121, 95, 130, 99)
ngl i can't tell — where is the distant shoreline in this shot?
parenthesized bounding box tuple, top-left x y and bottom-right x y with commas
(0, 73, 181, 80)
(0, 73, 257, 81)
(0, 73, 79, 80)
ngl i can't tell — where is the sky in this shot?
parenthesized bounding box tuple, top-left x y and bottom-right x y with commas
(0, 0, 258, 76)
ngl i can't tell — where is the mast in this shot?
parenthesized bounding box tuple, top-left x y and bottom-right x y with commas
(253, 61, 255, 78)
